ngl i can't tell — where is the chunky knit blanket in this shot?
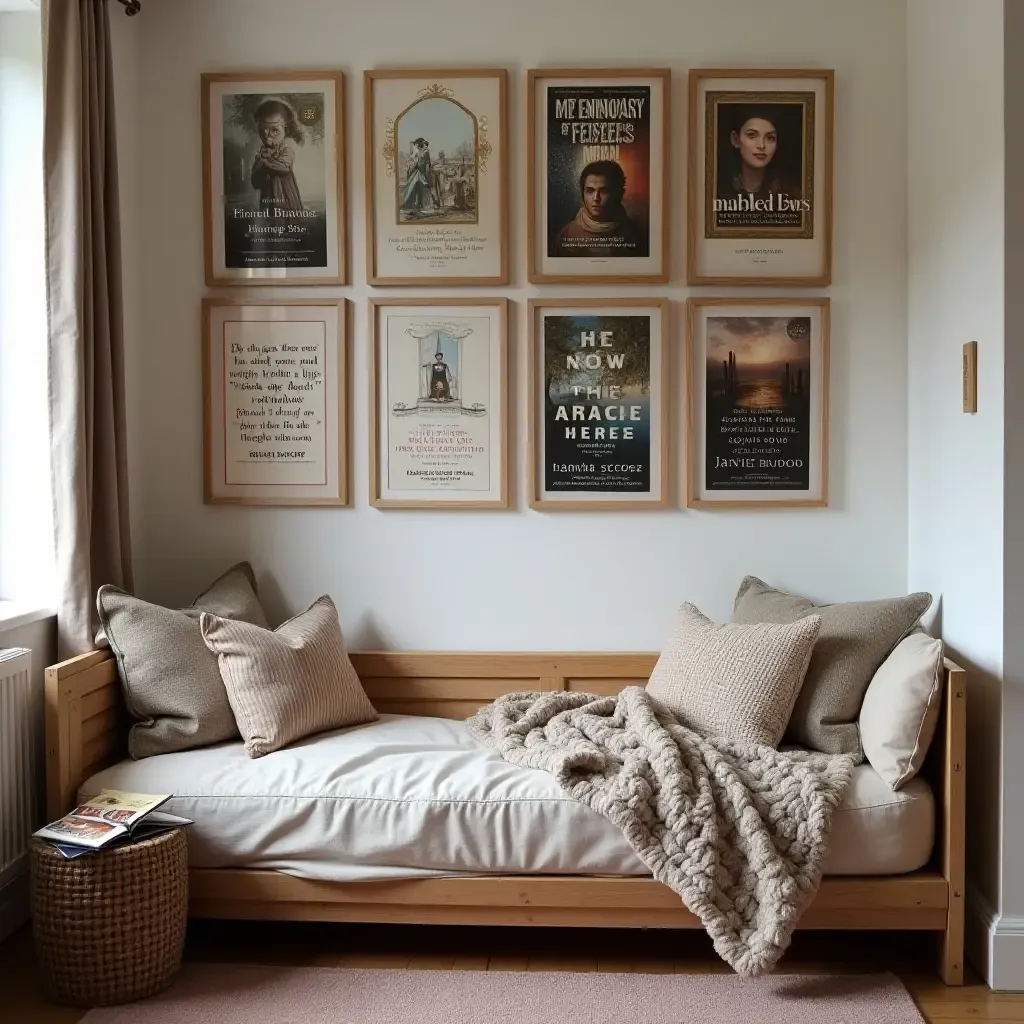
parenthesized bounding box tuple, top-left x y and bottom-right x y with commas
(466, 687, 855, 976)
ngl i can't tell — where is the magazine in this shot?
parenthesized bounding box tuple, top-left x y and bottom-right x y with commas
(33, 789, 193, 854)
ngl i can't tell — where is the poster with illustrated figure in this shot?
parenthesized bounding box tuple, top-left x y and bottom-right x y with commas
(372, 300, 507, 507)
(366, 70, 507, 285)
(530, 300, 667, 509)
(687, 298, 829, 508)
(202, 72, 346, 285)
(529, 69, 668, 283)
(688, 69, 834, 285)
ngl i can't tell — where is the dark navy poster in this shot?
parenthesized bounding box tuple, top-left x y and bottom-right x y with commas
(543, 315, 652, 493)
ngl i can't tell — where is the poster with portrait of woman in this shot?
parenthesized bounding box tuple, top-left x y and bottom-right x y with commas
(370, 299, 508, 508)
(365, 70, 508, 286)
(202, 72, 346, 286)
(686, 297, 829, 508)
(688, 70, 833, 285)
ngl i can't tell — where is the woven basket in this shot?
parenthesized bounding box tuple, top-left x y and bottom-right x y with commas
(29, 827, 188, 1006)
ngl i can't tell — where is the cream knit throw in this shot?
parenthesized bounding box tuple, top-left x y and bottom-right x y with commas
(466, 687, 855, 976)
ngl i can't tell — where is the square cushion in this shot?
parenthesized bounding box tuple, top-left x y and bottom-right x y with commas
(859, 630, 944, 789)
(201, 595, 378, 758)
(97, 562, 269, 759)
(645, 602, 821, 747)
(731, 576, 933, 757)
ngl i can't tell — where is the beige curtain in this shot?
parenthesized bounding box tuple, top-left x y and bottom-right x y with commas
(43, 0, 133, 659)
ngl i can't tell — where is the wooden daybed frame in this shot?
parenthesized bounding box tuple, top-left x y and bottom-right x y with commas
(44, 649, 966, 983)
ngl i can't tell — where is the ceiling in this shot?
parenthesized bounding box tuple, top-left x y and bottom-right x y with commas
(0, 0, 40, 10)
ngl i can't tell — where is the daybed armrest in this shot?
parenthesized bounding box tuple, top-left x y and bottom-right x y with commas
(44, 648, 123, 819)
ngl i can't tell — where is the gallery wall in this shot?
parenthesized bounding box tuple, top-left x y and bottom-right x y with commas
(112, 0, 910, 649)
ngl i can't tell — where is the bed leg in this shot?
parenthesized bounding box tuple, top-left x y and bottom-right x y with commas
(938, 907, 965, 984)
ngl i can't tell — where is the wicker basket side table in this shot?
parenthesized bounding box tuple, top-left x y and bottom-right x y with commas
(29, 827, 188, 1007)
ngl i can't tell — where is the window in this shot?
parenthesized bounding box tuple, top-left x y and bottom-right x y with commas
(0, 4, 53, 610)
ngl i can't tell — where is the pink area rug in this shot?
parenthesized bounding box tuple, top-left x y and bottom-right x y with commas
(81, 964, 925, 1023)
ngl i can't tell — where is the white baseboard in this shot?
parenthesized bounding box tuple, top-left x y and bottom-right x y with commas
(0, 871, 29, 944)
(967, 882, 1024, 990)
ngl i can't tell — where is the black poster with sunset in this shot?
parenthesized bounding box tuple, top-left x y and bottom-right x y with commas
(704, 316, 811, 491)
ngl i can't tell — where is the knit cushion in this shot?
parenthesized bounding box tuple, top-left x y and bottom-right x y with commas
(201, 595, 377, 758)
(645, 602, 821, 747)
(731, 576, 933, 757)
(98, 562, 269, 759)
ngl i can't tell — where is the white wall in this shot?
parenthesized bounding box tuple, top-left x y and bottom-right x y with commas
(998, 0, 1024, 988)
(0, 11, 51, 604)
(906, 0, 1015, 988)
(117, 0, 911, 650)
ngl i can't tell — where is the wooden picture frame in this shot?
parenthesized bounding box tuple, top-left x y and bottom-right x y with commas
(370, 297, 509, 509)
(364, 69, 509, 286)
(527, 67, 670, 284)
(686, 297, 830, 508)
(201, 70, 347, 286)
(529, 297, 669, 510)
(203, 298, 348, 506)
(687, 68, 834, 286)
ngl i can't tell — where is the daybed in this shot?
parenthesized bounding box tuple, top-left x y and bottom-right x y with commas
(44, 650, 966, 983)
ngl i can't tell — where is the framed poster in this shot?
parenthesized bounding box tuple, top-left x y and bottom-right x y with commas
(528, 68, 669, 284)
(364, 69, 508, 286)
(203, 299, 348, 506)
(687, 69, 834, 286)
(201, 71, 346, 286)
(687, 297, 829, 508)
(529, 298, 668, 510)
(370, 298, 508, 508)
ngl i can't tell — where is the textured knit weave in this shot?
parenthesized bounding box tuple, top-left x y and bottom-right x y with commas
(645, 603, 821, 747)
(467, 687, 855, 976)
(98, 562, 269, 759)
(731, 576, 932, 756)
(201, 595, 377, 758)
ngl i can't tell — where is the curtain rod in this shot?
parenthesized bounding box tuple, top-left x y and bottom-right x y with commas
(114, 0, 142, 14)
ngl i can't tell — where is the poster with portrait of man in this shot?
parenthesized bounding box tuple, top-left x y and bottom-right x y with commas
(202, 71, 346, 286)
(529, 69, 669, 284)
(688, 69, 834, 286)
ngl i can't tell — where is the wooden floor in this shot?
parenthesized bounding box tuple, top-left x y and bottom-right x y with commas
(1, 920, 1018, 1021)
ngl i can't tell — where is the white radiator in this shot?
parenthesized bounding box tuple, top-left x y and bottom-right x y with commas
(0, 648, 37, 931)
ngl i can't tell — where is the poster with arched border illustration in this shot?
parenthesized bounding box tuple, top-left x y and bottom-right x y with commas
(687, 69, 834, 286)
(364, 69, 508, 286)
(528, 68, 670, 284)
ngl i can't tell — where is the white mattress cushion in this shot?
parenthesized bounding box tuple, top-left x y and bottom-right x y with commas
(81, 713, 933, 881)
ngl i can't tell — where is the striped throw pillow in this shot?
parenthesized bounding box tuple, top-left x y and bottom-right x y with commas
(201, 595, 377, 757)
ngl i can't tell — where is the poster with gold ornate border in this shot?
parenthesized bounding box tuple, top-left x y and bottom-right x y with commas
(527, 68, 670, 284)
(364, 69, 508, 286)
(686, 297, 829, 508)
(529, 298, 669, 510)
(687, 69, 833, 286)
(370, 298, 508, 508)
(202, 71, 346, 286)
(203, 299, 348, 506)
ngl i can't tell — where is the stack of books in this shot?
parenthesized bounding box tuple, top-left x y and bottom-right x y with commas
(33, 790, 193, 859)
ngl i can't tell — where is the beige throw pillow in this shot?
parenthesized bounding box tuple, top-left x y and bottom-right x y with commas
(859, 631, 944, 790)
(201, 595, 377, 758)
(97, 562, 269, 759)
(645, 602, 821, 747)
(731, 576, 932, 757)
